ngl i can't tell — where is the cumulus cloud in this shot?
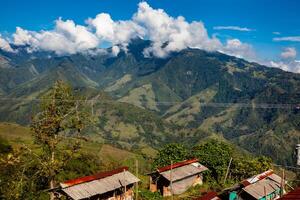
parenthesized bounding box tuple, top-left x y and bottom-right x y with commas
(273, 36, 300, 42)
(133, 2, 223, 57)
(0, 34, 15, 52)
(270, 60, 300, 73)
(280, 47, 297, 59)
(213, 26, 254, 32)
(13, 19, 100, 55)
(87, 13, 145, 49)
(7, 1, 254, 59)
(272, 32, 281, 35)
(269, 48, 300, 73)
(222, 39, 255, 60)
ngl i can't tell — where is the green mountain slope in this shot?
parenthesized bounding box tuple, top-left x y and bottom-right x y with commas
(0, 39, 299, 165)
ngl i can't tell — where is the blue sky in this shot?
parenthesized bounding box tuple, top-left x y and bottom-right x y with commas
(0, 0, 300, 71)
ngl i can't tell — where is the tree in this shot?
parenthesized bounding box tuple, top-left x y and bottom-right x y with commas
(30, 80, 91, 199)
(192, 139, 233, 183)
(153, 143, 189, 169)
(231, 156, 272, 180)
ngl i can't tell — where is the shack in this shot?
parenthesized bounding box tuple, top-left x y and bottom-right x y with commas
(148, 158, 208, 197)
(225, 170, 285, 200)
(54, 166, 140, 200)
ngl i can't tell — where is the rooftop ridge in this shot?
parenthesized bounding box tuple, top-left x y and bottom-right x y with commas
(157, 158, 199, 173)
(61, 166, 129, 188)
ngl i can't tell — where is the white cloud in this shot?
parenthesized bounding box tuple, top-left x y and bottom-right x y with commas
(133, 2, 223, 57)
(273, 36, 300, 42)
(13, 19, 99, 55)
(8, 1, 254, 60)
(87, 13, 145, 49)
(213, 26, 254, 32)
(272, 32, 281, 35)
(280, 47, 297, 59)
(222, 39, 255, 60)
(269, 48, 300, 73)
(270, 60, 300, 73)
(0, 34, 15, 52)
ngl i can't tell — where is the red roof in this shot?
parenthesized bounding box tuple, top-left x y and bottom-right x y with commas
(241, 170, 274, 186)
(157, 158, 199, 173)
(194, 192, 220, 200)
(62, 166, 129, 187)
(279, 187, 300, 200)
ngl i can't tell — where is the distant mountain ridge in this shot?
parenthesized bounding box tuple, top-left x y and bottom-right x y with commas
(0, 38, 299, 165)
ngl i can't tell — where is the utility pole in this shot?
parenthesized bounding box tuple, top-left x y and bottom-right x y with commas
(123, 169, 127, 199)
(170, 160, 173, 200)
(135, 159, 139, 200)
(280, 169, 285, 197)
(224, 157, 233, 185)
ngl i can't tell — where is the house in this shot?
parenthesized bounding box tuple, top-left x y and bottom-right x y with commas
(226, 170, 285, 200)
(278, 187, 300, 200)
(54, 166, 140, 200)
(148, 158, 208, 197)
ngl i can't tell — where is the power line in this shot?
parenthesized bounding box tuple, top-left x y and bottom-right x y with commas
(0, 97, 298, 109)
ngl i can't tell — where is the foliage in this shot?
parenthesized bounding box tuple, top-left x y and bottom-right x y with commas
(30, 80, 92, 198)
(152, 143, 189, 169)
(231, 156, 272, 180)
(139, 189, 163, 200)
(192, 139, 233, 182)
(0, 136, 12, 154)
(0, 146, 100, 200)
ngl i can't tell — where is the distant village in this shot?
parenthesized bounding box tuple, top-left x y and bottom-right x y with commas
(51, 157, 300, 200)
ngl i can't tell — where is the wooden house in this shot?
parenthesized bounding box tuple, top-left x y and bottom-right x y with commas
(148, 158, 208, 197)
(224, 170, 285, 200)
(54, 166, 139, 200)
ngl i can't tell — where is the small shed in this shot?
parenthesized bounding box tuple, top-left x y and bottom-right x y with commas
(55, 166, 140, 200)
(228, 170, 285, 200)
(148, 159, 208, 197)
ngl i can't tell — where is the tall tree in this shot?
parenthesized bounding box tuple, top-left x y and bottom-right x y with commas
(31, 80, 91, 199)
(153, 143, 189, 169)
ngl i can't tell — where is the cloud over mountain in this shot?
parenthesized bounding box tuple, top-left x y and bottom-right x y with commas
(0, 34, 14, 52)
(2, 2, 254, 60)
(270, 47, 300, 72)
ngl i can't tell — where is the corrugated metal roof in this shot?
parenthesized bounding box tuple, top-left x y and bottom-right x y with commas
(61, 167, 129, 188)
(242, 170, 274, 186)
(157, 158, 199, 173)
(279, 187, 300, 200)
(242, 178, 281, 199)
(160, 162, 208, 182)
(60, 169, 139, 200)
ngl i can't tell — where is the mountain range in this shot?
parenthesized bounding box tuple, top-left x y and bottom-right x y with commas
(0, 38, 299, 165)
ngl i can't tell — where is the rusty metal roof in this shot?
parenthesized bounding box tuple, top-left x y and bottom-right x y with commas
(157, 158, 199, 173)
(61, 167, 129, 188)
(242, 174, 283, 199)
(194, 192, 221, 200)
(160, 162, 208, 182)
(279, 187, 300, 200)
(241, 169, 274, 186)
(60, 167, 140, 200)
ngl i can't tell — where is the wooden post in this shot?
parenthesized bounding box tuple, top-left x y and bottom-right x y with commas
(280, 169, 285, 197)
(124, 169, 127, 199)
(170, 160, 173, 200)
(224, 157, 233, 184)
(264, 186, 267, 199)
(135, 159, 139, 200)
